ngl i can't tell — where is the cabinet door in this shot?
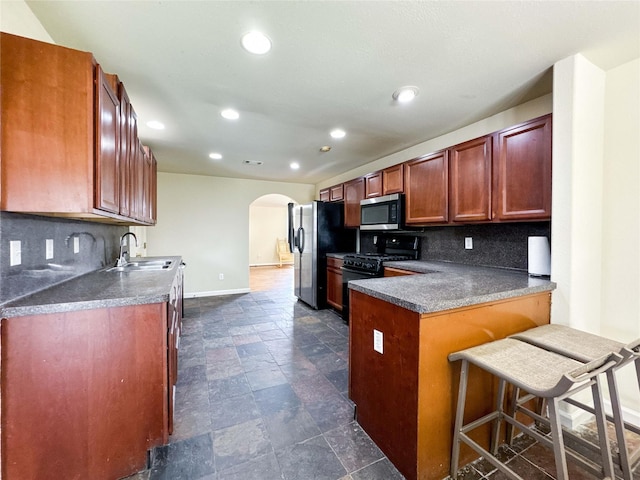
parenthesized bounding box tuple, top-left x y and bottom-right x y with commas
(404, 151, 448, 224)
(344, 177, 365, 227)
(0, 33, 95, 214)
(319, 189, 330, 202)
(330, 184, 344, 202)
(494, 115, 552, 221)
(118, 83, 132, 218)
(326, 258, 343, 311)
(142, 146, 157, 224)
(365, 172, 383, 198)
(383, 164, 404, 195)
(142, 147, 151, 223)
(130, 141, 146, 221)
(150, 149, 158, 224)
(449, 136, 492, 222)
(95, 65, 120, 214)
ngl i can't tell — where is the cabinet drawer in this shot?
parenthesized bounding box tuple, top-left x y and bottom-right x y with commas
(327, 257, 344, 269)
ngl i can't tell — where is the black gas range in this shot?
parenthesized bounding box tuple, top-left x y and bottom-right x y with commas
(341, 236, 419, 321)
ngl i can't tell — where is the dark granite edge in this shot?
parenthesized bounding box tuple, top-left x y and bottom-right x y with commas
(0, 294, 170, 318)
(349, 281, 555, 314)
(1, 256, 181, 318)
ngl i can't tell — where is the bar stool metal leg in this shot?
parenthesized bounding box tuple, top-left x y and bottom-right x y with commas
(547, 397, 570, 480)
(491, 378, 508, 456)
(591, 376, 615, 479)
(450, 360, 469, 480)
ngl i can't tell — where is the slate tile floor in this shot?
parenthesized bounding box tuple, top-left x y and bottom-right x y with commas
(127, 266, 640, 480)
(127, 266, 404, 480)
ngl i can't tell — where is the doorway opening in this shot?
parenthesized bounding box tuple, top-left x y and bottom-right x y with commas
(248, 194, 295, 292)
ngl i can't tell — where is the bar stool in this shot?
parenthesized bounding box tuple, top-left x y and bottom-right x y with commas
(510, 324, 640, 479)
(449, 338, 620, 480)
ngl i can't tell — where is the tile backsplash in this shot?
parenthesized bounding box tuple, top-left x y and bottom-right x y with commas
(0, 212, 127, 305)
(361, 222, 551, 270)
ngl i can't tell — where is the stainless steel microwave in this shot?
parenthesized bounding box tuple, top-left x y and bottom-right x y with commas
(360, 193, 404, 230)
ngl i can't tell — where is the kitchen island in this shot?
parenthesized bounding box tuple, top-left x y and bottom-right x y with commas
(0, 257, 183, 480)
(347, 261, 555, 480)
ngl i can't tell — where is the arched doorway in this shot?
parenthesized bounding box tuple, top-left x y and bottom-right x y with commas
(249, 194, 296, 292)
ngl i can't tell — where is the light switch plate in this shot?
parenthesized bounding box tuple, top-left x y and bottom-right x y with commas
(73, 236, 80, 254)
(10, 240, 22, 266)
(465, 237, 473, 250)
(373, 329, 383, 354)
(46, 239, 54, 259)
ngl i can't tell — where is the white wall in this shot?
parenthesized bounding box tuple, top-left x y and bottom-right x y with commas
(601, 58, 640, 415)
(553, 54, 640, 423)
(146, 173, 313, 296)
(249, 204, 290, 266)
(551, 55, 606, 332)
(0, 0, 53, 42)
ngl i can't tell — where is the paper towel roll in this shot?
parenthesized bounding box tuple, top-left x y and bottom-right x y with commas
(528, 236, 551, 277)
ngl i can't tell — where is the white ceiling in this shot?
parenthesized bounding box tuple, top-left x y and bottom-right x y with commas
(25, 1, 640, 185)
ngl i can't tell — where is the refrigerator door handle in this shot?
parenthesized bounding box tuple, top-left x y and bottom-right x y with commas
(297, 227, 305, 254)
(287, 203, 295, 253)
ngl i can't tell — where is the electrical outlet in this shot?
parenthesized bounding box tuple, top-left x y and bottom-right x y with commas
(373, 329, 383, 354)
(465, 237, 473, 250)
(73, 236, 80, 254)
(219, 273, 224, 280)
(46, 239, 54, 259)
(10, 240, 21, 266)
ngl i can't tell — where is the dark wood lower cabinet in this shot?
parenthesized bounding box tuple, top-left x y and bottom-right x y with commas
(1, 279, 183, 480)
(349, 290, 551, 480)
(326, 257, 344, 311)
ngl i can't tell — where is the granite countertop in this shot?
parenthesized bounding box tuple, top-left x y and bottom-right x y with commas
(348, 260, 556, 314)
(326, 252, 354, 259)
(0, 256, 183, 318)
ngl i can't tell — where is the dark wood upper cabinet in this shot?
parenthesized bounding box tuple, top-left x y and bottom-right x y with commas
(0, 32, 155, 226)
(319, 189, 331, 202)
(95, 66, 120, 214)
(0, 32, 95, 214)
(330, 184, 344, 202)
(365, 172, 383, 198)
(449, 135, 492, 222)
(404, 151, 449, 224)
(344, 177, 365, 227)
(383, 164, 404, 195)
(494, 115, 552, 221)
(118, 83, 133, 218)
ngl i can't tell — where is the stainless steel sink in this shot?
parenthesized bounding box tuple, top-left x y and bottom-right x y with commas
(127, 259, 173, 267)
(104, 258, 173, 272)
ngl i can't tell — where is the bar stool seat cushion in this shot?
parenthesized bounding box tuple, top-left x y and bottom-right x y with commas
(510, 324, 625, 363)
(449, 338, 587, 397)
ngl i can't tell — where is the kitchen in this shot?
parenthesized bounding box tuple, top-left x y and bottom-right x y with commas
(1, 1, 639, 479)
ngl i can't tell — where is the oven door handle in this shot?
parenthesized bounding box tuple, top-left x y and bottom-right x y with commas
(341, 266, 380, 277)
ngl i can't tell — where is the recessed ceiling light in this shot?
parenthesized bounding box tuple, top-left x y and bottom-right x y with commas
(221, 108, 240, 120)
(392, 86, 419, 103)
(209, 152, 222, 160)
(290, 162, 300, 170)
(330, 129, 346, 139)
(241, 31, 272, 55)
(320, 146, 331, 152)
(146, 120, 165, 130)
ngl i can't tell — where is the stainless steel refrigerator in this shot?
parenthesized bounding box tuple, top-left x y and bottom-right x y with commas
(288, 201, 356, 309)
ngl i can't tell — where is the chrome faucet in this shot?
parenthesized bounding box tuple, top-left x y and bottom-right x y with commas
(116, 232, 138, 267)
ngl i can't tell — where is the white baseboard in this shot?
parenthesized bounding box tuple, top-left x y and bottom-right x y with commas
(605, 398, 640, 428)
(185, 288, 251, 298)
(559, 398, 640, 430)
(249, 262, 292, 267)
